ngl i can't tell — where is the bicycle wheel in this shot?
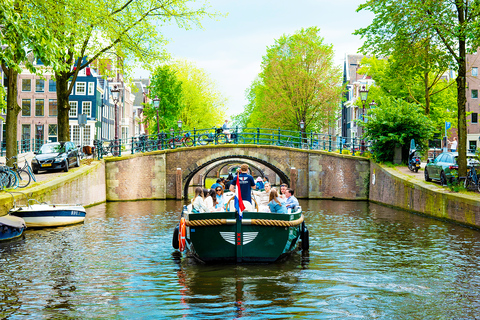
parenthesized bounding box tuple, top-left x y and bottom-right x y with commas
(198, 134, 210, 146)
(5, 169, 18, 189)
(0, 171, 9, 189)
(183, 137, 194, 147)
(235, 136, 245, 144)
(16, 169, 31, 188)
(26, 162, 37, 182)
(216, 134, 227, 144)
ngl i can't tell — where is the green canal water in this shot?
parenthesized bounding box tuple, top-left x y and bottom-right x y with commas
(1, 200, 480, 319)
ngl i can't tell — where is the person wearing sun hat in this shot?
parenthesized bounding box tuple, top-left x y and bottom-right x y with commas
(255, 177, 265, 190)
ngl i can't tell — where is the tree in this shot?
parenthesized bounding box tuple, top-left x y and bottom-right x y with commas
(355, 0, 480, 176)
(145, 65, 183, 134)
(171, 60, 227, 130)
(31, 0, 218, 142)
(237, 27, 343, 132)
(358, 56, 457, 132)
(145, 60, 227, 132)
(361, 96, 436, 162)
(0, 0, 58, 163)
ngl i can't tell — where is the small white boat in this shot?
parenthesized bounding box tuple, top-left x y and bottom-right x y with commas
(7, 192, 86, 228)
(0, 214, 26, 241)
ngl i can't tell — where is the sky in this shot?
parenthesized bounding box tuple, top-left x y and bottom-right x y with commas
(134, 0, 374, 118)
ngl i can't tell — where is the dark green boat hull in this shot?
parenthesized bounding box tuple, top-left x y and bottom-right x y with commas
(185, 211, 302, 263)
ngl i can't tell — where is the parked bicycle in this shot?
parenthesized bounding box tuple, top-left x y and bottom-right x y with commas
(198, 128, 245, 145)
(0, 164, 19, 189)
(8, 155, 36, 188)
(464, 164, 480, 192)
(168, 132, 194, 148)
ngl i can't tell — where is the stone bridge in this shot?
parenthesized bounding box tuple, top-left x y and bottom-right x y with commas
(104, 145, 370, 201)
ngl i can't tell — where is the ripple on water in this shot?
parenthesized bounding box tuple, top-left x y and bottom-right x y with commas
(0, 200, 480, 319)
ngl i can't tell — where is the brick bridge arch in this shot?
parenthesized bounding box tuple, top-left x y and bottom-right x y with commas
(182, 155, 291, 199)
(104, 145, 370, 201)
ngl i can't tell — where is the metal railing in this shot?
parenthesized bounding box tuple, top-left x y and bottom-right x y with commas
(92, 127, 371, 160)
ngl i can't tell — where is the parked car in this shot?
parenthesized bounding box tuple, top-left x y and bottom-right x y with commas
(31, 141, 80, 174)
(424, 151, 479, 185)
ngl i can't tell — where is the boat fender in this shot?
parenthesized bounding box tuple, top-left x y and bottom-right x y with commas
(179, 217, 186, 252)
(172, 224, 179, 249)
(301, 223, 309, 251)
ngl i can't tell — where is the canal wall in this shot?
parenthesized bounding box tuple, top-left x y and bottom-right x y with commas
(0, 160, 106, 216)
(370, 162, 480, 229)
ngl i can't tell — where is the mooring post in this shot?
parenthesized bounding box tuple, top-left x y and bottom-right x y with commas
(176, 168, 182, 199)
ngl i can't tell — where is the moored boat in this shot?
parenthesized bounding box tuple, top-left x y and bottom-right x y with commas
(7, 192, 86, 228)
(0, 214, 26, 241)
(172, 200, 309, 263)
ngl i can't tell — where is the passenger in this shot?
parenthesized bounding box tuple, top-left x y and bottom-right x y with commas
(205, 189, 217, 212)
(211, 179, 222, 190)
(229, 164, 256, 204)
(253, 182, 272, 209)
(191, 187, 207, 213)
(255, 177, 265, 190)
(279, 183, 289, 200)
(268, 189, 287, 213)
(285, 188, 299, 211)
(215, 187, 225, 210)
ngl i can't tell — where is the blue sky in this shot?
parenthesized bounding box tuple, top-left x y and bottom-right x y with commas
(135, 0, 374, 117)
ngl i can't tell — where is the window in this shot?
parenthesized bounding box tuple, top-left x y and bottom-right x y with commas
(473, 67, 478, 77)
(49, 99, 57, 117)
(473, 113, 478, 124)
(49, 79, 56, 92)
(35, 99, 44, 116)
(76, 82, 86, 95)
(70, 125, 80, 145)
(48, 124, 57, 140)
(21, 124, 31, 152)
(69, 101, 78, 117)
(22, 99, 31, 116)
(35, 79, 45, 92)
(472, 89, 478, 99)
(82, 101, 91, 117)
(84, 125, 91, 145)
(88, 82, 95, 95)
(21, 79, 31, 92)
(469, 140, 477, 152)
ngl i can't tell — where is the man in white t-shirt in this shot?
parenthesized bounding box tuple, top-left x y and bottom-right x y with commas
(449, 137, 458, 152)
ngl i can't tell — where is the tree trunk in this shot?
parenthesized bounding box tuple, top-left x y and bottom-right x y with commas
(424, 72, 431, 115)
(55, 72, 71, 142)
(456, 40, 467, 177)
(4, 66, 20, 166)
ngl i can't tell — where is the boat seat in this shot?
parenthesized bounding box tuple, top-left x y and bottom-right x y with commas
(187, 204, 193, 214)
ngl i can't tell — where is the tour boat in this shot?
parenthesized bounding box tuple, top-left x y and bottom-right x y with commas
(7, 192, 86, 228)
(0, 214, 26, 241)
(172, 197, 309, 263)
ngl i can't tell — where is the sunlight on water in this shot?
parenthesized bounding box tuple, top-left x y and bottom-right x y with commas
(1, 200, 479, 319)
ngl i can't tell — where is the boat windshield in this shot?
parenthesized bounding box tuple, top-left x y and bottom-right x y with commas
(39, 143, 65, 154)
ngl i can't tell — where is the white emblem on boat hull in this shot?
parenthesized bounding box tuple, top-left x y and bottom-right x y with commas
(220, 232, 258, 245)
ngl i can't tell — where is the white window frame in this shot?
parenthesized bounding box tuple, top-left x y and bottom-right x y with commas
(76, 82, 86, 95)
(84, 125, 91, 145)
(21, 79, 32, 92)
(473, 67, 478, 77)
(70, 125, 80, 145)
(82, 101, 91, 117)
(69, 101, 78, 117)
(87, 82, 95, 95)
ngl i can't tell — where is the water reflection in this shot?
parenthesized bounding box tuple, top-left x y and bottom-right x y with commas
(0, 199, 479, 318)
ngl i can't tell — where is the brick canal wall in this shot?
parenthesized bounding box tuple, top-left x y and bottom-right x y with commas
(0, 161, 106, 216)
(370, 162, 480, 229)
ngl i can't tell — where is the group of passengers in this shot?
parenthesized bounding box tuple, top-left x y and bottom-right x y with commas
(190, 163, 299, 214)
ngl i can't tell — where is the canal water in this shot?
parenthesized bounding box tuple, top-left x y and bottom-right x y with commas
(1, 200, 480, 319)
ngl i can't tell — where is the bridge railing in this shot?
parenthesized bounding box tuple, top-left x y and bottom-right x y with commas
(92, 127, 371, 160)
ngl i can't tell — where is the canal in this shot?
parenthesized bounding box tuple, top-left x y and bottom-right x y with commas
(1, 200, 480, 319)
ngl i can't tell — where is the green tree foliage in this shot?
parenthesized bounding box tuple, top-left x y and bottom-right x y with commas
(30, 0, 219, 142)
(362, 97, 436, 162)
(145, 65, 183, 134)
(355, 0, 480, 176)
(237, 27, 343, 132)
(358, 56, 457, 132)
(0, 0, 59, 163)
(172, 60, 227, 130)
(145, 61, 227, 132)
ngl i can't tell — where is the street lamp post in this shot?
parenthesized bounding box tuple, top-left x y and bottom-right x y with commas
(110, 85, 121, 141)
(359, 85, 369, 153)
(153, 96, 161, 135)
(299, 120, 305, 148)
(177, 119, 182, 131)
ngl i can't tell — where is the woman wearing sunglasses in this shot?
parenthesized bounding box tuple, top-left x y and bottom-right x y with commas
(215, 187, 225, 210)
